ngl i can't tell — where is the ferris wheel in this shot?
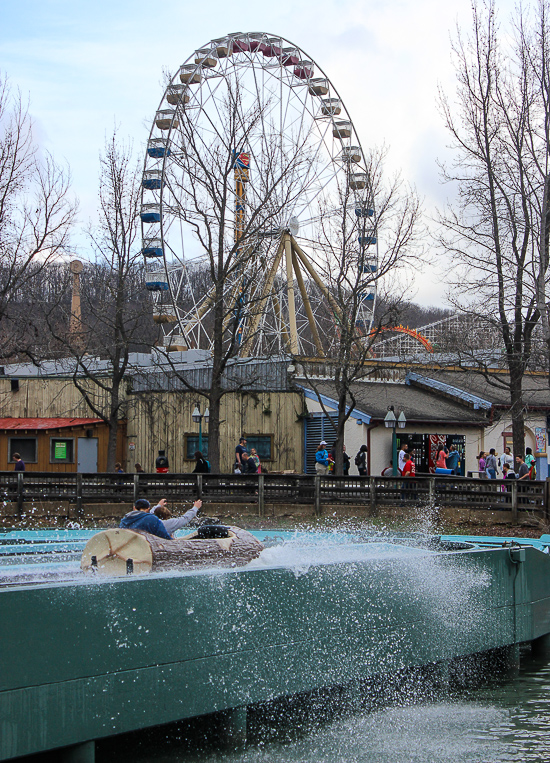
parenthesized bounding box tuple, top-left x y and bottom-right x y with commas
(140, 32, 378, 357)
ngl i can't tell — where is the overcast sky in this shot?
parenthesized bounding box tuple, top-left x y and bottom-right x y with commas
(0, 0, 516, 308)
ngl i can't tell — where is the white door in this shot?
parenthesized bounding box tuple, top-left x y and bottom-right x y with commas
(78, 438, 98, 473)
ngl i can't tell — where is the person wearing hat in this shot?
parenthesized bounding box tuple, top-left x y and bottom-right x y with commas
(119, 498, 172, 539)
(315, 441, 330, 475)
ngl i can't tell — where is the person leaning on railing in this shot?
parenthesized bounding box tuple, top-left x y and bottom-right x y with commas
(12, 453, 25, 472)
(516, 455, 530, 480)
(477, 452, 487, 479)
(381, 461, 393, 477)
(241, 452, 258, 474)
(192, 451, 210, 473)
(249, 448, 261, 473)
(355, 444, 368, 476)
(485, 449, 499, 479)
(315, 441, 329, 475)
(502, 464, 517, 479)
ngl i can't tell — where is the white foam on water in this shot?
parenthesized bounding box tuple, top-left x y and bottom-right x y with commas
(247, 538, 433, 575)
(232, 702, 513, 763)
(126, 702, 516, 763)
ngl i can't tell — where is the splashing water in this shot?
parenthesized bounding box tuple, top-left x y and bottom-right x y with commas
(248, 535, 433, 574)
(100, 652, 550, 763)
(5, 524, 538, 763)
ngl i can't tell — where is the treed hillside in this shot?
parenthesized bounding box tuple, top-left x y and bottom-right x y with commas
(374, 298, 453, 330)
(0, 256, 452, 363)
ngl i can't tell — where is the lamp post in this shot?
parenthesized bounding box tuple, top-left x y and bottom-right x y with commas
(191, 404, 209, 454)
(384, 406, 407, 476)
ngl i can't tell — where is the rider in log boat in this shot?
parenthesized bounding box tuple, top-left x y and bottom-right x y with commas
(119, 499, 172, 539)
(151, 499, 202, 536)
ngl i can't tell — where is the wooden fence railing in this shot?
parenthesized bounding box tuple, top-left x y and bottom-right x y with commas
(0, 472, 546, 521)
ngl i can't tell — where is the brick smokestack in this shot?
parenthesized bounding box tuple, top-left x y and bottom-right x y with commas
(69, 259, 84, 350)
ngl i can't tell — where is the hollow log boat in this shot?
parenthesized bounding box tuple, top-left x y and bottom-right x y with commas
(80, 525, 264, 575)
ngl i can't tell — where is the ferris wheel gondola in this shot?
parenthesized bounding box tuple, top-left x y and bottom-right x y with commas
(140, 32, 379, 356)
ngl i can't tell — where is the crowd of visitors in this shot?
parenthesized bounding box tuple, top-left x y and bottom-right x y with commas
(234, 437, 262, 474)
(477, 449, 537, 480)
(109, 435, 539, 482)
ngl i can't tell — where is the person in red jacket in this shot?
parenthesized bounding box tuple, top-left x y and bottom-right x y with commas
(401, 453, 417, 500)
(402, 453, 415, 477)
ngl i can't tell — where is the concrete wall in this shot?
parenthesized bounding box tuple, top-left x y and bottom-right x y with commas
(2, 544, 545, 760)
(0, 499, 542, 530)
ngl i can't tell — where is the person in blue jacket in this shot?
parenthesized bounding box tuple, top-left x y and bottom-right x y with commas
(315, 441, 329, 475)
(446, 445, 460, 475)
(119, 498, 172, 539)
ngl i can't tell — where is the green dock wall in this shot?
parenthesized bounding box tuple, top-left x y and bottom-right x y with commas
(1, 546, 549, 760)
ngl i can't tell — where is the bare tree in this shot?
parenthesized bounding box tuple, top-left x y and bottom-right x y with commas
(0, 73, 76, 358)
(154, 80, 324, 471)
(437, 0, 550, 458)
(298, 147, 423, 473)
(42, 132, 151, 470)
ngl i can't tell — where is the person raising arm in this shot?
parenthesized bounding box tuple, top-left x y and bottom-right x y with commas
(120, 499, 172, 540)
(152, 499, 202, 537)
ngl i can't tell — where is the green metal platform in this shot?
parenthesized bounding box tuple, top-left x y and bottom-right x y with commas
(1, 536, 550, 760)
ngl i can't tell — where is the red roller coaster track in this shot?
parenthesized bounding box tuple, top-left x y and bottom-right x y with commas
(369, 325, 434, 352)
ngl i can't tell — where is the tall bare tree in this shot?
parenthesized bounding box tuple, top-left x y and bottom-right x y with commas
(42, 133, 151, 469)
(437, 0, 550, 458)
(0, 73, 76, 358)
(154, 80, 322, 471)
(298, 147, 422, 473)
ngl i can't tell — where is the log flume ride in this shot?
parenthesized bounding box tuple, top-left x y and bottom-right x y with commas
(81, 525, 264, 575)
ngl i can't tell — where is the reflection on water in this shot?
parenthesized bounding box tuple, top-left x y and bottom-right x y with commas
(99, 648, 550, 763)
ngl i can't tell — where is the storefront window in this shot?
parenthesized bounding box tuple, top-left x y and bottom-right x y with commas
(8, 437, 37, 464)
(186, 436, 208, 458)
(244, 435, 272, 460)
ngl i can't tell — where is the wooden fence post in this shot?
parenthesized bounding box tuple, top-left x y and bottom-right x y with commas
(314, 475, 322, 516)
(511, 480, 518, 524)
(258, 474, 265, 517)
(17, 473, 24, 517)
(133, 475, 139, 504)
(196, 475, 203, 500)
(76, 473, 83, 519)
(369, 477, 376, 514)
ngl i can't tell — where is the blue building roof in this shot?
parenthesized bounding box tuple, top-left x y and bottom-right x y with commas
(406, 371, 493, 410)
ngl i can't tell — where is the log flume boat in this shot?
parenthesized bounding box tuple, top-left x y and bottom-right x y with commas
(80, 525, 264, 575)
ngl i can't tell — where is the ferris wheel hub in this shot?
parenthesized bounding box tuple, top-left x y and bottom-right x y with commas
(287, 217, 299, 236)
